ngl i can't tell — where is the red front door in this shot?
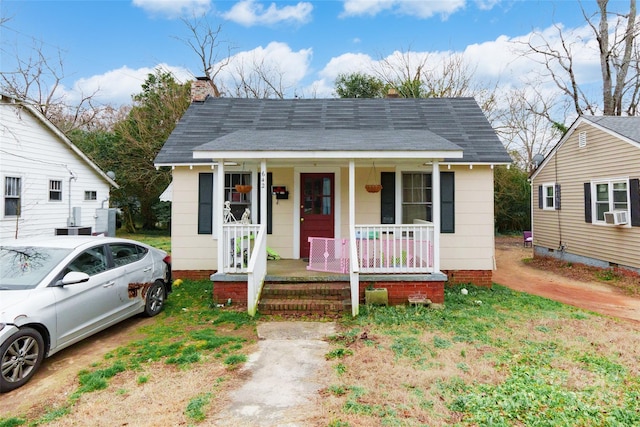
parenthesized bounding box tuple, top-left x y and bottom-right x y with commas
(300, 173, 335, 258)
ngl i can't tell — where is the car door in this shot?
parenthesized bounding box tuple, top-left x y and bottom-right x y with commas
(52, 244, 124, 348)
(108, 243, 155, 310)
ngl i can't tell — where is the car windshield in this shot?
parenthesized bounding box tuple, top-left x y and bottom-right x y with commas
(0, 246, 73, 290)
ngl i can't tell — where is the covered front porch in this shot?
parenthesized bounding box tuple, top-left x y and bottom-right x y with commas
(206, 159, 453, 317)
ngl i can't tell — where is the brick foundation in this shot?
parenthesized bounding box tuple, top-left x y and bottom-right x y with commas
(172, 270, 215, 281)
(359, 280, 445, 304)
(212, 280, 248, 306)
(212, 279, 446, 308)
(442, 270, 492, 287)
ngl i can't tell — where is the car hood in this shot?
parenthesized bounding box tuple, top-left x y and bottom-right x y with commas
(0, 290, 33, 317)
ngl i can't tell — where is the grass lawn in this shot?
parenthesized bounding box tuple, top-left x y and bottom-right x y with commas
(2, 235, 639, 426)
(116, 230, 171, 253)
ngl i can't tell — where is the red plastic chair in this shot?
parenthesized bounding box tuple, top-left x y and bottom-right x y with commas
(523, 231, 533, 247)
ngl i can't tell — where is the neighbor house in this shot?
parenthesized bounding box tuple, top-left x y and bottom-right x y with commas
(154, 79, 512, 315)
(0, 93, 118, 240)
(530, 115, 640, 276)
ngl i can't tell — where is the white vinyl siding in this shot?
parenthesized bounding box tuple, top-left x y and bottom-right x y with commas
(1, 98, 111, 239)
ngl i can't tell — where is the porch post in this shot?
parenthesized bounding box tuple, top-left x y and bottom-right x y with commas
(432, 160, 441, 272)
(348, 160, 355, 227)
(260, 160, 267, 225)
(348, 160, 359, 316)
(216, 159, 225, 272)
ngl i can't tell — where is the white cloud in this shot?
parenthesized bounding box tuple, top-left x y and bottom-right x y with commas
(215, 42, 312, 97)
(132, 0, 211, 18)
(222, 0, 313, 26)
(340, 0, 466, 19)
(474, 0, 501, 11)
(319, 52, 376, 80)
(66, 64, 193, 106)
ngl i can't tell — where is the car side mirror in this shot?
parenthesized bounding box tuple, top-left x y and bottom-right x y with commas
(56, 271, 90, 287)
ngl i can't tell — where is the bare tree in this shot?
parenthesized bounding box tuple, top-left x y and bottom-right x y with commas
(523, 0, 638, 116)
(227, 56, 289, 99)
(493, 86, 565, 170)
(179, 15, 232, 97)
(0, 40, 110, 132)
(370, 48, 494, 103)
(372, 49, 429, 97)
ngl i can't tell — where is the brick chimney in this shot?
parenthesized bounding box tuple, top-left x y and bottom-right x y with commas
(386, 88, 400, 98)
(191, 77, 216, 102)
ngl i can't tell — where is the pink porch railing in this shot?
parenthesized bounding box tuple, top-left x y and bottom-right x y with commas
(307, 224, 435, 274)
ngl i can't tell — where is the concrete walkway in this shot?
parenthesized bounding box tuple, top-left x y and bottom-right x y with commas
(212, 321, 336, 426)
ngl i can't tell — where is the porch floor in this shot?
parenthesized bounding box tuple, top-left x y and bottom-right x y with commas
(212, 258, 446, 285)
(266, 259, 347, 281)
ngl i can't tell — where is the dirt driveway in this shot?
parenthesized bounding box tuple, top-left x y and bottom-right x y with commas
(0, 316, 154, 416)
(2, 238, 639, 418)
(493, 236, 640, 324)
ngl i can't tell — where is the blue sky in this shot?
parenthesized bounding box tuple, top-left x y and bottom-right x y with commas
(0, 1, 627, 106)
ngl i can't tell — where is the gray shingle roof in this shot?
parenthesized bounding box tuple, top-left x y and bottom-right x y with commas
(155, 97, 512, 165)
(585, 115, 640, 143)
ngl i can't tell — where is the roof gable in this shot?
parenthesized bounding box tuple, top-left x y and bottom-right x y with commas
(1, 93, 119, 188)
(531, 115, 640, 180)
(156, 97, 511, 166)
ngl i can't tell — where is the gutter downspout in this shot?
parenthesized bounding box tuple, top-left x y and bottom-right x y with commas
(67, 170, 77, 226)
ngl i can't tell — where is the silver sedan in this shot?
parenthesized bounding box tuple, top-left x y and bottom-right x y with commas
(0, 236, 172, 392)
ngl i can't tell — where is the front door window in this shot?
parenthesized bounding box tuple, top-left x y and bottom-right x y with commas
(300, 173, 334, 258)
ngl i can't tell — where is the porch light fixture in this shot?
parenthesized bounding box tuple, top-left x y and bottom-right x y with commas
(365, 162, 383, 193)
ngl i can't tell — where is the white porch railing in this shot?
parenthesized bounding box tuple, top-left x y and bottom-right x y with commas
(222, 224, 261, 274)
(354, 224, 434, 274)
(247, 224, 267, 316)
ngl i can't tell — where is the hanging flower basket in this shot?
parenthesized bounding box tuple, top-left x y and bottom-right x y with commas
(365, 184, 383, 193)
(235, 185, 253, 193)
(365, 162, 382, 193)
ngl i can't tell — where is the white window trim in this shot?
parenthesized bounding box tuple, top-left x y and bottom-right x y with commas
(542, 182, 555, 210)
(591, 177, 630, 225)
(212, 167, 259, 239)
(49, 179, 63, 202)
(396, 165, 432, 224)
(293, 166, 341, 259)
(4, 175, 22, 217)
(84, 190, 98, 201)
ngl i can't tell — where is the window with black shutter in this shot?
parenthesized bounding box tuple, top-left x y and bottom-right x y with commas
(198, 173, 213, 234)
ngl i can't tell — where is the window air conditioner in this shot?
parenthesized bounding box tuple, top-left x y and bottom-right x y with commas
(604, 211, 628, 225)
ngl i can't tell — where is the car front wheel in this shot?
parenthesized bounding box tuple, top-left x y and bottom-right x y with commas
(1, 327, 45, 393)
(144, 281, 166, 317)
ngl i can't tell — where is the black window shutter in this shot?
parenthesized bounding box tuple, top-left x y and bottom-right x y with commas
(198, 173, 213, 234)
(380, 172, 395, 224)
(440, 172, 455, 233)
(538, 185, 543, 209)
(630, 178, 640, 227)
(555, 184, 561, 210)
(584, 183, 592, 223)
